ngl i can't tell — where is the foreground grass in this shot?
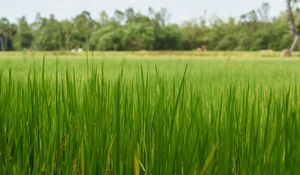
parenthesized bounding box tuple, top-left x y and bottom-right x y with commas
(0, 53, 300, 174)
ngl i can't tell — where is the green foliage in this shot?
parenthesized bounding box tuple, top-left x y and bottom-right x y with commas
(91, 25, 123, 50)
(0, 18, 17, 51)
(122, 22, 155, 50)
(32, 14, 63, 50)
(14, 17, 33, 50)
(0, 4, 295, 51)
(71, 11, 97, 48)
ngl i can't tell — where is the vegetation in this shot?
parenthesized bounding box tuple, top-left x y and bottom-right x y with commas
(0, 3, 296, 51)
(0, 52, 300, 174)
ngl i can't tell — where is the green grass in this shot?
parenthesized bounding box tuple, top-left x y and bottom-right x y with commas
(0, 52, 300, 174)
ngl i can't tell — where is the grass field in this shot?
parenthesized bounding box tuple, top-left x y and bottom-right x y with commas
(1, 51, 300, 174)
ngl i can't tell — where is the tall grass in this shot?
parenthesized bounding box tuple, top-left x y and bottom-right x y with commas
(0, 60, 299, 174)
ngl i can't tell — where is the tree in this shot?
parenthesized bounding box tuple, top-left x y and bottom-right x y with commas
(113, 10, 126, 25)
(148, 7, 170, 26)
(0, 6, 295, 51)
(60, 19, 73, 50)
(99, 11, 110, 25)
(15, 16, 33, 49)
(71, 11, 97, 49)
(0, 18, 17, 51)
(122, 22, 155, 50)
(286, 0, 300, 51)
(33, 14, 63, 50)
(90, 24, 123, 50)
(257, 3, 271, 22)
(154, 24, 183, 50)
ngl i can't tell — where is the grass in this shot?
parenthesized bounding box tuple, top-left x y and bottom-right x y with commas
(0, 51, 300, 174)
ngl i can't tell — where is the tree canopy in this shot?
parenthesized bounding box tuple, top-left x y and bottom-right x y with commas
(0, 4, 296, 51)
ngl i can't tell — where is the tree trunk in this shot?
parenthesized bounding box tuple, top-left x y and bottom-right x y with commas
(0, 38, 4, 51)
(287, 0, 300, 51)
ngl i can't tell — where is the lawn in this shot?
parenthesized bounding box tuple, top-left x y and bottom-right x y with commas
(0, 51, 300, 174)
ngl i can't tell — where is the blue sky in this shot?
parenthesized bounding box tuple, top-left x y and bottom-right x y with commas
(0, 0, 284, 23)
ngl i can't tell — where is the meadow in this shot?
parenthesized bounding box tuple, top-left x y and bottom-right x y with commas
(0, 51, 300, 174)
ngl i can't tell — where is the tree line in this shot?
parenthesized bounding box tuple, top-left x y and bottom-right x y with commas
(0, 4, 296, 51)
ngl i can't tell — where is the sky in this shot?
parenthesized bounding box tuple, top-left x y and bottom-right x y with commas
(0, 0, 285, 23)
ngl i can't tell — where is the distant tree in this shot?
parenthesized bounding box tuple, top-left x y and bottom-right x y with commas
(240, 10, 258, 23)
(0, 18, 17, 51)
(14, 16, 33, 49)
(148, 7, 170, 26)
(113, 10, 126, 25)
(99, 11, 110, 25)
(71, 11, 97, 49)
(60, 19, 73, 50)
(90, 24, 123, 50)
(33, 14, 63, 50)
(154, 24, 183, 50)
(0, 6, 295, 51)
(257, 3, 271, 22)
(286, 0, 300, 51)
(122, 22, 155, 50)
(181, 21, 202, 50)
(125, 8, 135, 23)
